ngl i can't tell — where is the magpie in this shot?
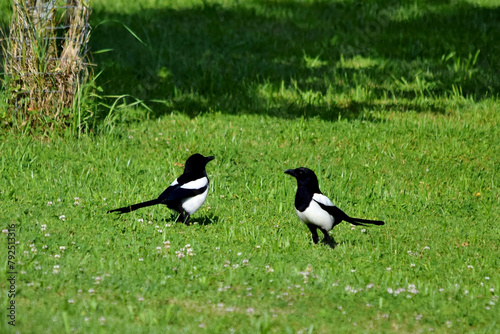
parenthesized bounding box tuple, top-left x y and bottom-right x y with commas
(108, 153, 215, 225)
(285, 167, 384, 246)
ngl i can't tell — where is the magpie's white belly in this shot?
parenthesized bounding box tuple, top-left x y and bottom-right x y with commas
(295, 200, 334, 231)
(181, 187, 209, 215)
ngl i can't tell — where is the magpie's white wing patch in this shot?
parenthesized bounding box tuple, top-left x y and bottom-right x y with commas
(182, 177, 208, 190)
(312, 193, 334, 208)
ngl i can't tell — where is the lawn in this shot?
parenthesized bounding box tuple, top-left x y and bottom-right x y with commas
(1, 0, 499, 333)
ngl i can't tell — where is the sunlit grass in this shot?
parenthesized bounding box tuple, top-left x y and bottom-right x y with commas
(1, 99, 499, 332)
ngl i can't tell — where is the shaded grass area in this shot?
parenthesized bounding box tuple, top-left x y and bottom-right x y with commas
(0, 100, 498, 332)
(88, 0, 500, 122)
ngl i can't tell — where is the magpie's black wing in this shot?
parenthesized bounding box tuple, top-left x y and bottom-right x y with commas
(312, 197, 352, 224)
(158, 183, 208, 205)
(314, 197, 383, 226)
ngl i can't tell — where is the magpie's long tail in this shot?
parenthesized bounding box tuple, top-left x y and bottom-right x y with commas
(107, 199, 161, 214)
(345, 216, 385, 227)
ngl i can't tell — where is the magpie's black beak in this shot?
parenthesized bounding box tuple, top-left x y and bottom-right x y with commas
(206, 156, 215, 162)
(284, 169, 296, 177)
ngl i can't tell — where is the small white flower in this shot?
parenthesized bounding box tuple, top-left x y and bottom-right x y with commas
(410, 263, 416, 267)
(139, 258, 144, 261)
(59, 215, 66, 221)
(47, 201, 53, 206)
(2, 229, 8, 234)
(386, 267, 391, 271)
(68, 299, 75, 304)
(467, 265, 474, 269)
(138, 218, 144, 223)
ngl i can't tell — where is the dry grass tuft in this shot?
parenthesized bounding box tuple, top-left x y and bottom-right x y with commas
(1, 0, 91, 130)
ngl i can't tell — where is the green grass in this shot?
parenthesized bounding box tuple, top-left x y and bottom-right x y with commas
(1, 104, 499, 333)
(1, 0, 499, 333)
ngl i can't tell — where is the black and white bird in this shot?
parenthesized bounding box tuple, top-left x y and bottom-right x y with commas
(108, 153, 214, 225)
(285, 167, 384, 245)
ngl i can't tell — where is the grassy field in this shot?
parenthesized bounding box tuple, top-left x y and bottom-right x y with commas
(1, 0, 499, 333)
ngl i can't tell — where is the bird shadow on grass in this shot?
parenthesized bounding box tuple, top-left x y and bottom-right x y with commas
(190, 214, 221, 226)
(161, 213, 220, 226)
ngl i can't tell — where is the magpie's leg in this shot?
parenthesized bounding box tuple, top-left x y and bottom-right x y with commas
(183, 213, 191, 226)
(319, 228, 336, 248)
(306, 224, 319, 244)
(176, 212, 190, 225)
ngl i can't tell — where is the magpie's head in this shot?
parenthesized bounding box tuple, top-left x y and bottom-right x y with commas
(185, 153, 215, 172)
(285, 167, 319, 190)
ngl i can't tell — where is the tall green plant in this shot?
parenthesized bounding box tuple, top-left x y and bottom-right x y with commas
(1, 0, 93, 134)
